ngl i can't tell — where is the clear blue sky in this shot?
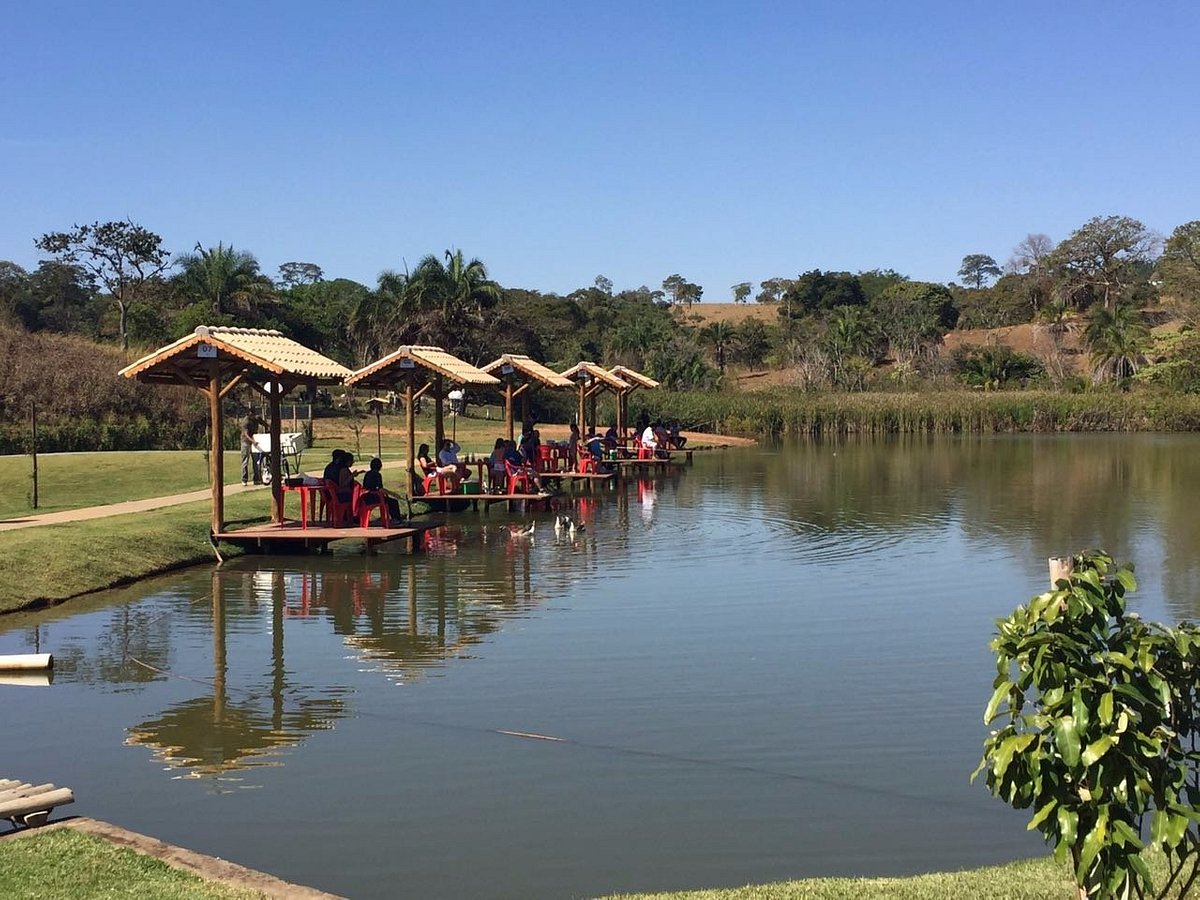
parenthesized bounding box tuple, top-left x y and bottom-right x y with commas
(4, 1, 1198, 299)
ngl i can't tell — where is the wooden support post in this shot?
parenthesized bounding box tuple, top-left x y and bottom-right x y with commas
(577, 383, 586, 435)
(505, 381, 514, 442)
(269, 386, 283, 524)
(434, 374, 445, 450)
(1049, 556, 1075, 587)
(520, 392, 528, 431)
(208, 360, 225, 535)
(29, 400, 38, 509)
(405, 382, 416, 501)
(615, 390, 625, 440)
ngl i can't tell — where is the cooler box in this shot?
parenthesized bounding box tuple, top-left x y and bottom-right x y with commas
(461, 481, 482, 495)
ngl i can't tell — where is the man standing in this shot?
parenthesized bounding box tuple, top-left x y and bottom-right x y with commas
(240, 413, 263, 485)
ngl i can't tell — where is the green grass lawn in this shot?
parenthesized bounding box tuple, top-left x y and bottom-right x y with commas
(0, 828, 263, 899)
(0, 492, 265, 614)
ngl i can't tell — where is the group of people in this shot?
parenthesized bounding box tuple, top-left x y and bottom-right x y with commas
(322, 449, 405, 522)
(634, 412, 686, 456)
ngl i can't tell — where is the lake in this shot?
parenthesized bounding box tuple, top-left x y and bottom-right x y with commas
(3, 435, 1197, 899)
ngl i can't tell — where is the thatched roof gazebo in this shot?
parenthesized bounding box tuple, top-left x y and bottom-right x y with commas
(480, 354, 574, 440)
(346, 346, 499, 498)
(608, 365, 660, 436)
(559, 362, 630, 436)
(119, 326, 352, 532)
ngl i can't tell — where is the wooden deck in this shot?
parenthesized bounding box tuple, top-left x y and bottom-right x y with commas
(213, 520, 442, 552)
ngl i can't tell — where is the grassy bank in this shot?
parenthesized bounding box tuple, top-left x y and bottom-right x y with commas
(0, 828, 261, 899)
(0, 492, 266, 614)
(640, 389, 1200, 436)
(602, 851, 1194, 900)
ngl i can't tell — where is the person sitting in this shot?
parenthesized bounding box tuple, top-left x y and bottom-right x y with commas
(640, 421, 658, 454)
(438, 438, 470, 482)
(488, 438, 508, 493)
(335, 452, 360, 503)
(668, 420, 687, 449)
(653, 421, 671, 457)
(361, 457, 404, 523)
(603, 424, 618, 452)
(506, 438, 541, 491)
(323, 449, 346, 485)
(419, 442, 459, 492)
(518, 429, 538, 468)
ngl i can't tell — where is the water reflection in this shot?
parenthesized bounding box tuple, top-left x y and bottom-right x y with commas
(125, 572, 344, 783)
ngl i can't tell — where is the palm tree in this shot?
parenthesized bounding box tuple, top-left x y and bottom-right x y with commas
(824, 306, 878, 388)
(699, 322, 733, 373)
(174, 243, 276, 320)
(407, 250, 500, 358)
(1084, 304, 1149, 384)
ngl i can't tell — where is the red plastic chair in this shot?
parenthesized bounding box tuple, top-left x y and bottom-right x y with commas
(422, 466, 454, 496)
(505, 459, 535, 494)
(319, 481, 357, 526)
(356, 491, 390, 528)
(576, 449, 598, 474)
(635, 439, 656, 460)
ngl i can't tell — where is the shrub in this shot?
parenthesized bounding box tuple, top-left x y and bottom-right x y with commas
(976, 552, 1200, 899)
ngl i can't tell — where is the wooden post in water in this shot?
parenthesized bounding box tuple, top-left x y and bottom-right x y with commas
(1049, 556, 1075, 587)
(433, 373, 445, 450)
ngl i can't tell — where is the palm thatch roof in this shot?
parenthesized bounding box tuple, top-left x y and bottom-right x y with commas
(559, 361, 630, 390)
(347, 346, 500, 389)
(481, 354, 574, 389)
(119, 326, 351, 387)
(609, 365, 660, 390)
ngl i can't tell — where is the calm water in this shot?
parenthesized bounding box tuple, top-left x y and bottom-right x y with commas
(3, 435, 1199, 899)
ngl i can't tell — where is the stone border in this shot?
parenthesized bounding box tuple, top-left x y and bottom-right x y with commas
(1, 817, 343, 899)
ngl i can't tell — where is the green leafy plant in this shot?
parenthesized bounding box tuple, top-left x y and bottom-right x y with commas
(976, 551, 1200, 899)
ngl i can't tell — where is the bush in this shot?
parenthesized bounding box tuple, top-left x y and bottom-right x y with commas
(977, 552, 1200, 899)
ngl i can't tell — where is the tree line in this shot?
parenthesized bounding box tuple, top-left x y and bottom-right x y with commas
(4, 212, 1200, 399)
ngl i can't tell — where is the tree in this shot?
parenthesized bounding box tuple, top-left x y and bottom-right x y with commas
(1158, 221, 1200, 308)
(1007, 233, 1055, 275)
(662, 274, 703, 309)
(958, 254, 1002, 289)
(174, 242, 276, 320)
(35, 220, 171, 350)
(977, 551, 1200, 900)
(1084, 304, 1149, 384)
(277, 262, 324, 289)
(406, 249, 501, 361)
(593, 274, 613, 296)
(731, 282, 752, 304)
(823, 305, 878, 389)
(730, 319, 771, 369)
(756, 277, 792, 304)
(26, 261, 101, 336)
(699, 322, 732, 373)
(780, 270, 865, 322)
(870, 281, 957, 362)
(1051, 216, 1160, 310)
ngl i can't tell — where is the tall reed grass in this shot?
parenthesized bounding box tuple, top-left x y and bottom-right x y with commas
(638, 390, 1200, 437)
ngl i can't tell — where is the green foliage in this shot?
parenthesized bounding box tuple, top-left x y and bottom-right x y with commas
(731, 281, 752, 304)
(646, 334, 720, 390)
(1159, 222, 1200, 308)
(1137, 331, 1200, 393)
(730, 318, 773, 369)
(1085, 305, 1150, 385)
(662, 273, 703, 309)
(870, 281, 957, 362)
(976, 551, 1200, 899)
(781, 270, 865, 321)
(172, 242, 277, 319)
(958, 274, 1048, 329)
(953, 344, 1045, 389)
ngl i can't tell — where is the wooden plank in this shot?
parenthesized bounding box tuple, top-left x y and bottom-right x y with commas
(0, 787, 73, 818)
(0, 784, 52, 803)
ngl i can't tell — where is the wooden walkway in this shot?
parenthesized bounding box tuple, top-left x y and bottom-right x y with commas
(0, 777, 74, 828)
(213, 521, 441, 552)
